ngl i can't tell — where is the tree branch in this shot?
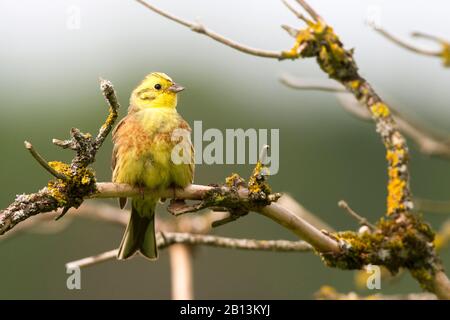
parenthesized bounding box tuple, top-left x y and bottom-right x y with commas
(338, 200, 375, 230)
(371, 25, 450, 67)
(135, 0, 284, 59)
(66, 232, 313, 269)
(373, 27, 441, 57)
(24, 141, 68, 181)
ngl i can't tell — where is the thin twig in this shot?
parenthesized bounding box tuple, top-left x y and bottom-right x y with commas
(281, 0, 309, 22)
(294, 0, 323, 22)
(412, 32, 447, 45)
(66, 249, 117, 269)
(372, 26, 441, 57)
(94, 78, 120, 149)
(135, 0, 283, 59)
(24, 141, 68, 181)
(65, 232, 314, 269)
(338, 200, 375, 230)
(280, 74, 346, 92)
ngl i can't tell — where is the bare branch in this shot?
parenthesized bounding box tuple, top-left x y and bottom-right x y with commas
(281, 0, 309, 23)
(338, 200, 375, 230)
(412, 31, 447, 44)
(135, 0, 284, 59)
(66, 249, 117, 269)
(1, 181, 338, 254)
(280, 74, 346, 92)
(294, 0, 323, 22)
(24, 141, 68, 181)
(372, 26, 441, 57)
(66, 232, 314, 269)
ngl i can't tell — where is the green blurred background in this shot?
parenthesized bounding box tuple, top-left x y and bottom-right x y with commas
(0, 0, 449, 299)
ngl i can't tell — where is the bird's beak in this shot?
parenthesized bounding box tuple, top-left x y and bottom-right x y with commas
(168, 83, 185, 93)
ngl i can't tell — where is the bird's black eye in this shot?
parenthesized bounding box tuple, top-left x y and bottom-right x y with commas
(154, 84, 162, 90)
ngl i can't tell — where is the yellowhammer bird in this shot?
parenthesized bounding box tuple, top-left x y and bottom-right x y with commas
(112, 72, 194, 260)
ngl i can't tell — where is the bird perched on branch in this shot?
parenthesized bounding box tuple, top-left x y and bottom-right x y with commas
(112, 72, 194, 260)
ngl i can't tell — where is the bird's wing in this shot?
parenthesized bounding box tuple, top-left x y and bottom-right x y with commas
(178, 117, 195, 183)
(111, 116, 129, 209)
(111, 116, 128, 174)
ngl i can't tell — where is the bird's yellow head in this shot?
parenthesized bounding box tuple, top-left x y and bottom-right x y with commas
(130, 72, 184, 111)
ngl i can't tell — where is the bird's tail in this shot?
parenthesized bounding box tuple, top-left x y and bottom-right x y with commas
(117, 197, 158, 260)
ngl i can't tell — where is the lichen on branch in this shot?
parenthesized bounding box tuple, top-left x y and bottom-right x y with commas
(0, 78, 121, 229)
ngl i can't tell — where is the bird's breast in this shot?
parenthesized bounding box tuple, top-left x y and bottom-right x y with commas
(113, 108, 192, 189)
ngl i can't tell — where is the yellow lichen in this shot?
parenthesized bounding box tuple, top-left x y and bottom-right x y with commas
(282, 28, 315, 59)
(387, 178, 406, 215)
(284, 19, 357, 80)
(348, 80, 360, 90)
(370, 102, 390, 118)
(101, 107, 118, 130)
(386, 147, 408, 215)
(46, 161, 96, 207)
(441, 42, 450, 67)
(386, 149, 404, 166)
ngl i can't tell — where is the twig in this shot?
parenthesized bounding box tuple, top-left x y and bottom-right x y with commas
(135, 0, 284, 59)
(338, 200, 375, 230)
(169, 244, 194, 300)
(280, 74, 346, 92)
(282, 74, 450, 159)
(281, 0, 309, 23)
(294, 0, 323, 22)
(412, 31, 447, 44)
(24, 141, 68, 181)
(94, 78, 120, 150)
(372, 27, 440, 57)
(372, 27, 450, 67)
(65, 232, 314, 269)
(66, 249, 117, 269)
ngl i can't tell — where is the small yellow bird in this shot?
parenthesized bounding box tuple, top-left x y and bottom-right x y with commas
(112, 72, 194, 260)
